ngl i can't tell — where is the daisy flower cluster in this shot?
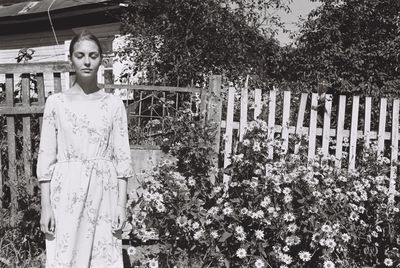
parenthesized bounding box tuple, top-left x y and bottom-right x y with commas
(221, 122, 400, 267)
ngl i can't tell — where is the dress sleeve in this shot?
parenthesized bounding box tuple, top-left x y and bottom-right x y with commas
(37, 95, 58, 182)
(112, 98, 133, 178)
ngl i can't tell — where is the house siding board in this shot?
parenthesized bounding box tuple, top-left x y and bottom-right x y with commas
(0, 22, 120, 50)
(0, 29, 75, 50)
(0, 44, 65, 64)
(0, 8, 120, 36)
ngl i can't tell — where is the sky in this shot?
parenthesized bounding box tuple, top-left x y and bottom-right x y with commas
(275, 0, 321, 45)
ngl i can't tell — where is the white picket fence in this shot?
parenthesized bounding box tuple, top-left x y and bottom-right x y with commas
(220, 79, 400, 200)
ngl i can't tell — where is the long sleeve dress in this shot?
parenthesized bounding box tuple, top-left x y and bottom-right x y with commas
(37, 89, 133, 268)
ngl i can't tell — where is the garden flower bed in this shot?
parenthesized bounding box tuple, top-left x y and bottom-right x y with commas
(124, 118, 400, 268)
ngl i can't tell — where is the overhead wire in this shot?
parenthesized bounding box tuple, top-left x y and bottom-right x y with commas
(47, 0, 59, 45)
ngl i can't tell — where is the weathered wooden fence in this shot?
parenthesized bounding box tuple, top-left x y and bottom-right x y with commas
(4, 61, 400, 225)
(0, 61, 221, 226)
(220, 79, 400, 201)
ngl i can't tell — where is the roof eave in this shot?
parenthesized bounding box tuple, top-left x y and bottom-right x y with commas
(0, 1, 120, 25)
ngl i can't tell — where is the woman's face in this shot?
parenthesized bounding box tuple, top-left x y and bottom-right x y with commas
(70, 39, 102, 79)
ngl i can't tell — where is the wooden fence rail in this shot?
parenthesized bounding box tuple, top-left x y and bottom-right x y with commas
(0, 62, 220, 226)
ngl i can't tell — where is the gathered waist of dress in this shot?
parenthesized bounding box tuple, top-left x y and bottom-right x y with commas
(57, 157, 113, 163)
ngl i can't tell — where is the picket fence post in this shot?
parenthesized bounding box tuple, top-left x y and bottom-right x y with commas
(21, 74, 33, 195)
(206, 75, 222, 184)
(223, 85, 235, 184)
(335, 95, 346, 168)
(308, 93, 318, 161)
(267, 90, 276, 159)
(348, 96, 360, 171)
(294, 93, 307, 154)
(389, 99, 399, 203)
(5, 73, 17, 227)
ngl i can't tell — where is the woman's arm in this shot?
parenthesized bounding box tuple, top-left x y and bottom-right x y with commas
(113, 177, 128, 232)
(111, 98, 133, 232)
(118, 177, 128, 207)
(40, 181, 55, 235)
(37, 95, 58, 235)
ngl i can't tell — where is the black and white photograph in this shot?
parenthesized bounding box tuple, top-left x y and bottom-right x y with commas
(1, 0, 400, 267)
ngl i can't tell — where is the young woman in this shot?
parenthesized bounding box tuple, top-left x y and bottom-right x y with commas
(37, 31, 133, 267)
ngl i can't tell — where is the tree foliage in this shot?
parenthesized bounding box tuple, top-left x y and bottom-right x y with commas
(118, 0, 291, 86)
(280, 0, 400, 96)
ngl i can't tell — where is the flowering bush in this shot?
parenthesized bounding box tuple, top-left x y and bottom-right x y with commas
(126, 118, 400, 268)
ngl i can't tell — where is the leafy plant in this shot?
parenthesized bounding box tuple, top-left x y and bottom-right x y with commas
(280, 0, 400, 96)
(0, 106, 44, 267)
(0, 175, 45, 267)
(118, 0, 289, 86)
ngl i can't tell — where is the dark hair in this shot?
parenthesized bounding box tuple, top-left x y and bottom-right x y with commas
(69, 31, 103, 56)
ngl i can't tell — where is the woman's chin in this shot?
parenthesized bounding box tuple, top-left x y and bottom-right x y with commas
(77, 73, 96, 79)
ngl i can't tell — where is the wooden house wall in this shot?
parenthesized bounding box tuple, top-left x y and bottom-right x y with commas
(0, 23, 120, 95)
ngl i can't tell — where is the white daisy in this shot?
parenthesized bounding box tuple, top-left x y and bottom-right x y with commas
(193, 230, 204, 240)
(384, 258, 393, 266)
(325, 238, 336, 249)
(321, 224, 332, 233)
(148, 259, 158, 268)
(156, 203, 166, 212)
(282, 187, 291, 195)
(283, 195, 293, 203)
(235, 226, 244, 234)
(188, 177, 196, 186)
(283, 212, 295, 222)
(223, 207, 233, 215)
(255, 230, 264, 240)
(287, 223, 297, 233)
(341, 233, 350, 243)
(254, 259, 265, 268)
(127, 246, 136, 256)
(210, 231, 218, 239)
(236, 248, 247, 259)
(192, 222, 200, 229)
(323, 260, 335, 268)
(298, 251, 311, 262)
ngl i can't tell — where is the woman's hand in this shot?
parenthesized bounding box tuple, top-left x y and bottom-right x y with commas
(112, 206, 127, 233)
(40, 204, 55, 236)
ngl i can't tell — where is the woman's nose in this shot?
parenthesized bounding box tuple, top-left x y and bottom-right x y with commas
(84, 57, 90, 66)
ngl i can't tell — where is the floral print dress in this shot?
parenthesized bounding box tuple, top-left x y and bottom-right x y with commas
(37, 89, 133, 268)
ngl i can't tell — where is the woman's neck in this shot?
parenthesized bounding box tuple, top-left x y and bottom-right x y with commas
(74, 78, 99, 95)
